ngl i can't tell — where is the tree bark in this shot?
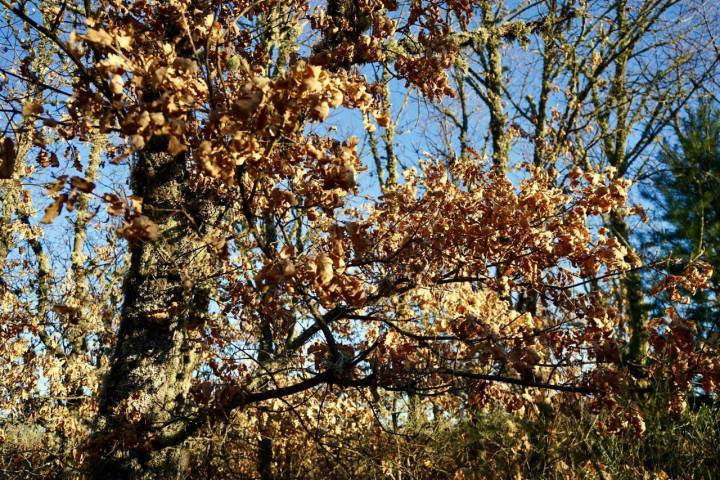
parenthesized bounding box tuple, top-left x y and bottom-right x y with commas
(87, 148, 219, 478)
(484, 34, 509, 170)
(610, 212, 647, 364)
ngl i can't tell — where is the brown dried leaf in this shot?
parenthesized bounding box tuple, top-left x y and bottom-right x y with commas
(118, 215, 160, 242)
(116, 34, 132, 50)
(304, 76, 323, 93)
(110, 74, 124, 94)
(46, 176, 68, 195)
(315, 253, 334, 286)
(70, 176, 96, 193)
(84, 28, 114, 47)
(22, 101, 44, 117)
(41, 194, 67, 224)
(168, 136, 187, 156)
(313, 101, 330, 121)
(234, 91, 263, 116)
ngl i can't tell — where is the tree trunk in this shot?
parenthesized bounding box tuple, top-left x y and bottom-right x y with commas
(87, 148, 219, 478)
(610, 212, 647, 365)
(485, 35, 509, 170)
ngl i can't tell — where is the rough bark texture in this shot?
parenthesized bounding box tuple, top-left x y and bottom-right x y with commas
(87, 148, 219, 478)
(481, 6, 509, 171)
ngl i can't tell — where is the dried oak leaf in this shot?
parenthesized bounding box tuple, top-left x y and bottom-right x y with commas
(315, 253, 334, 286)
(70, 176, 96, 193)
(22, 101, 44, 117)
(41, 193, 68, 224)
(46, 176, 68, 195)
(167, 136, 187, 156)
(312, 101, 330, 121)
(118, 215, 160, 243)
(84, 28, 114, 47)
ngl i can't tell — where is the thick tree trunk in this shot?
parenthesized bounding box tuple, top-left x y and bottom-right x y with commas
(87, 149, 219, 478)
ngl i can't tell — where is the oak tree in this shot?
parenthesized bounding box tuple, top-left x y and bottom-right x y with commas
(0, 0, 717, 478)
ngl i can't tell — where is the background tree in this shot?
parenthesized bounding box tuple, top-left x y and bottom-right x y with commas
(644, 100, 720, 341)
(427, 0, 720, 362)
